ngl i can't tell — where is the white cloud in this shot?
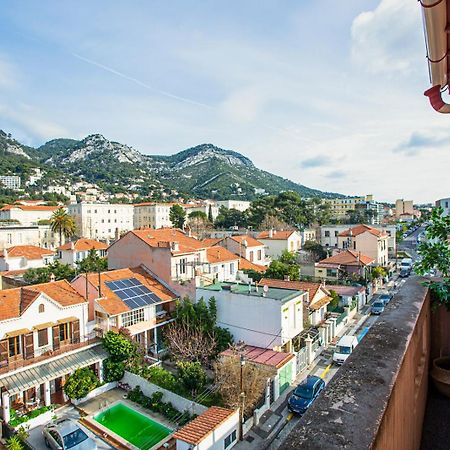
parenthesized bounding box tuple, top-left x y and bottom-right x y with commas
(351, 0, 423, 74)
(0, 55, 19, 88)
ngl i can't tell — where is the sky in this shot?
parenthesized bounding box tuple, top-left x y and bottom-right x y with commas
(0, 0, 449, 203)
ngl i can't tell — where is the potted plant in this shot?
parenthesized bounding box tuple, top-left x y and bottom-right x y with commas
(415, 207, 450, 396)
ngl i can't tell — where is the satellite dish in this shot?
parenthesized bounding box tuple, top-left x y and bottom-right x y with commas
(263, 285, 269, 293)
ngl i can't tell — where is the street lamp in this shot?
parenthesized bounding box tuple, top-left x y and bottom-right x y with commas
(239, 354, 246, 441)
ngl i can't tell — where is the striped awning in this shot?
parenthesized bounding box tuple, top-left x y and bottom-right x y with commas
(0, 345, 108, 395)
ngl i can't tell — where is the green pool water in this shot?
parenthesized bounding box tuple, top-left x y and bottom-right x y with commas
(94, 402, 171, 450)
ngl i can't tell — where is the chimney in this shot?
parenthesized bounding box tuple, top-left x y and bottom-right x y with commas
(171, 241, 180, 252)
(70, 241, 75, 250)
(269, 229, 273, 238)
(50, 273, 56, 282)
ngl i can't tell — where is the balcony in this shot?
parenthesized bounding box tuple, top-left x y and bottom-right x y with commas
(279, 277, 450, 450)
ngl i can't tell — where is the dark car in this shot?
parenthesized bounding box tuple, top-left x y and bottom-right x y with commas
(379, 294, 392, 305)
(399, 268, 410, 278)
(287, 375, 325, 414)
(371, 300, 385, 315)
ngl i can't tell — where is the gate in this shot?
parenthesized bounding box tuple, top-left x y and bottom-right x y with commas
(295, 347, 308, 373)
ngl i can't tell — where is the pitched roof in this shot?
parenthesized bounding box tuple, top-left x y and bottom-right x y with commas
(58, 239, 108, 252)
(124, 228, 206, 255)
(206, 246, 240, 264)
(338, 224, 386, 238)
(220, 345, 294, 369)
(238, 258, 267, 273)
(0, 245, 54, 260)
(79, 266, 177, 316)
(317, 250, 374, 267)
(257, 230, 296, 240)
(173, 407, 236, 445)
(326, 284, 365, 296)
(0, 204, 60, 212)
(202, 238, 222, 247)
(0, 280, 87, 321)
(228, 235, 264, 247)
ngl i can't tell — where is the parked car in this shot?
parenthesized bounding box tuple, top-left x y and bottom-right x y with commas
(379, 293, 392, 305)
(287, 375, 325, 414)
(371, 301, 385, 315)
(333, 335, 359, 365)
(43, 419, 97, 450)
(399, 268, 410, 278)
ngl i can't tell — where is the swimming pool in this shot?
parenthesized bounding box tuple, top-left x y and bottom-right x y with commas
(94, 402, 171, 450)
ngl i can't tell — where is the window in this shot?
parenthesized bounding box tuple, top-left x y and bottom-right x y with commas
(334, 231, 339, 237)
(257, 249, 262, 260)
(326, 268, 337, 277)
(8, 336, 21, 357)
(122, 308, 145, 327)
(353, 241, 356, 250)
(324, 231, 330, 237)
(38, 304, 45, 313)
(249, 251, 254, 262)
(59, 323, 70, 342)
(224, 430, 237, 449)
(38, 329, 48, 347)
(180, 258, 188, 275)
(230, 263, 235, 275)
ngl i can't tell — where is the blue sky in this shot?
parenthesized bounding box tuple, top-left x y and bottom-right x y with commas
(0, 0, 449, 203)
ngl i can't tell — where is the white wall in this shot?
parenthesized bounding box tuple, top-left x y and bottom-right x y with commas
(0, 208, 58, 225)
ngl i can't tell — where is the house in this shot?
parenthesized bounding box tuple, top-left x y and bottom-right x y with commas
(197, 282, 306, 353)
(57, 238, 108, 267)
(133, 202, 175, 229)
(256, 230, 302, 259)
(326, 284, 367, 311)
(184, 202, 219, 221)
(436, 198, 450, 216)
(237, 257, 267, 274)
(0, 280, 107, 423)
(67, 202, 134, 240)
(204, 247, 240, 283)
(71, 266, 178, 356)
(337, 224, 389, 266)
(219, 235, 267, 266)
(0, 205, 60, 225)
(216, 200, 251, 212)
(258, 278, 331, 326)
(0, 224, 57, 251)
(299, 228, 317, 245)
(0, 245, 55, 272)
(174, 406, 239, 450)
(315, 250, 374, 281)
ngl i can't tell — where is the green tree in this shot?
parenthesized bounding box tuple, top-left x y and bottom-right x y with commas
(215, 207, 247, 229)
(208, 204, 214, 223)
(372, 266, 387, 279)
(102, 330, 137, 362)
(169, 204, 186, 229)
(50, 208, 76, 245)
(23, 261, 76, 284)
(303, 240, 328, 261)
(328, 290, 340, 310)
(265, 251, 300, 281)
(188, 210, 209, 237)
(64, 368, 99, 399)
(5, 436, 24, 450)
(103, 358, 125, 382)
(176, 361, 207, 396)
(76, 248, 108, 273)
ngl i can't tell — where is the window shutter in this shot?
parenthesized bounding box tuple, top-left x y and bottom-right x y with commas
(0, 339, 8, 367)
(52, 325, 60, 351)
(71, 320, 80, 344)
(24, 332, 34, 360)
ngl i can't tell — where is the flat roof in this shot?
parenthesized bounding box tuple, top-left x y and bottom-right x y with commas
(200, 282, 304, 303)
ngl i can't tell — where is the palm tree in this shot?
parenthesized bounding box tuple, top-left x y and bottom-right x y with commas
(50, 208, 76, 246)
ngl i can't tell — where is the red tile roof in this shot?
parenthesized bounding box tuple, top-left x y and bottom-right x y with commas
(221, 345, 294, 369)
(202, 238, 222, 247)
(257, 230, 296, 240)
(173, 407, 236, 445)
(338, 224, 386, 238)
(0, 245, 54, 260)
(0, 204, 60, 211)
(238, 258, 267, 273)
(58, 239, 108, 251)
(206, 246, 239, 264)
(228, 235, 264, 247)
(317, 250, 374, 267)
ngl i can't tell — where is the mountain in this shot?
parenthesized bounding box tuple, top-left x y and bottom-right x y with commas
(1, 130, 341, 200)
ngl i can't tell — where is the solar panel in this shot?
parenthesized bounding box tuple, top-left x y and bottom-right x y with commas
(105, 277, 162, 310)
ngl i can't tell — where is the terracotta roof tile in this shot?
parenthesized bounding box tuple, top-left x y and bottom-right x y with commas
(206, 246, 240, 264)
(202, 238, 222, 247)
(228, 235, 264, 247)
(317, 250, 374, 267)
(0, 245, 54, 260)
(0, 204, 60, 211)
(58, 239, 108, 251)
(257, 230, 296, 240)
(173, 407, 236, 445)
(338, 224, 386, 238)
(238, 258, 267, 273)
(221, 345, 294, 369)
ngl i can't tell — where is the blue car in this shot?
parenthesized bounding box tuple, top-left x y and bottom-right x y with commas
(287, 375, 325, 414)
(371, 300, 385, 315)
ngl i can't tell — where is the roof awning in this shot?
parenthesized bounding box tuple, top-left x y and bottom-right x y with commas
(0, 345, 108, 395)
(33, 322, 54, 331)
(126, 320, 155, 336)
(309, 296, 331, 311)
(57, 317, 78, 324)
(5, 329, 30, 338)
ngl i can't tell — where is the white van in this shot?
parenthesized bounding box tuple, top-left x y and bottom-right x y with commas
(333, 335, 359, 365)
(400, 258, 413, 270)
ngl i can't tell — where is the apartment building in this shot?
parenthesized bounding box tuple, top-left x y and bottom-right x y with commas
(219, 235, 268, 266)
(184, 203, 219, 221)
(436, 198, 450, 216)
(197, 282, 306, 353)
(204, 247, 240, 283)
(0, 175, 21, 191)
(256, 230, 302, 259)
(72, 266, 178, 355)
(68, 203, 134, 240)
(299, 228, 317, 245)
(0, 280, 107, 423)
(0, 224, 58, 250)
(323, 195, 373, 219)
(0, 245, 55, 271)
(57, 238, 108, 267)
(133, 202, 175, 229)
(395, 199, 414, 218)
(216, 200, 251, 212)
(337, 224, 389, 266)
(0, 205, 60, 225)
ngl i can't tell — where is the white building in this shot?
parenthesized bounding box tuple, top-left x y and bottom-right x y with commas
(68, 203, 134, 240)
(197, 282, 306, 353)
(0, 224, 57, 250)
(57, 238, 108, 267)
(299, 228, 317, 245)
(256, 230, 302, 259)
(184, 203, 219, 221)
(26, 168, 43, 186)
(0, 205, 60, 225)
(0, 175, 21, 191)
(216, 200, 251, 212)
(436, 198, 450, 216)
(0, 280, 107, 424)
(133, 203, 174, 229)
(0, 245, 55, 271)
(219, 235, 268, 266)
(204, 246, 240, 283)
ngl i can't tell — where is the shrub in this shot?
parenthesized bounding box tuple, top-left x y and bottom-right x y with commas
(142, 366, 177, 392)
(102, 331, 136, 362)
(64, 368, 99, 400)
(176, 361, 207, 396)
(5, 436, 23, 450)
(103, 358, 125, 382)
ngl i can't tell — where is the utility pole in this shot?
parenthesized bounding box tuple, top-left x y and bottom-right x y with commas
(239, 354, 246, 441)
